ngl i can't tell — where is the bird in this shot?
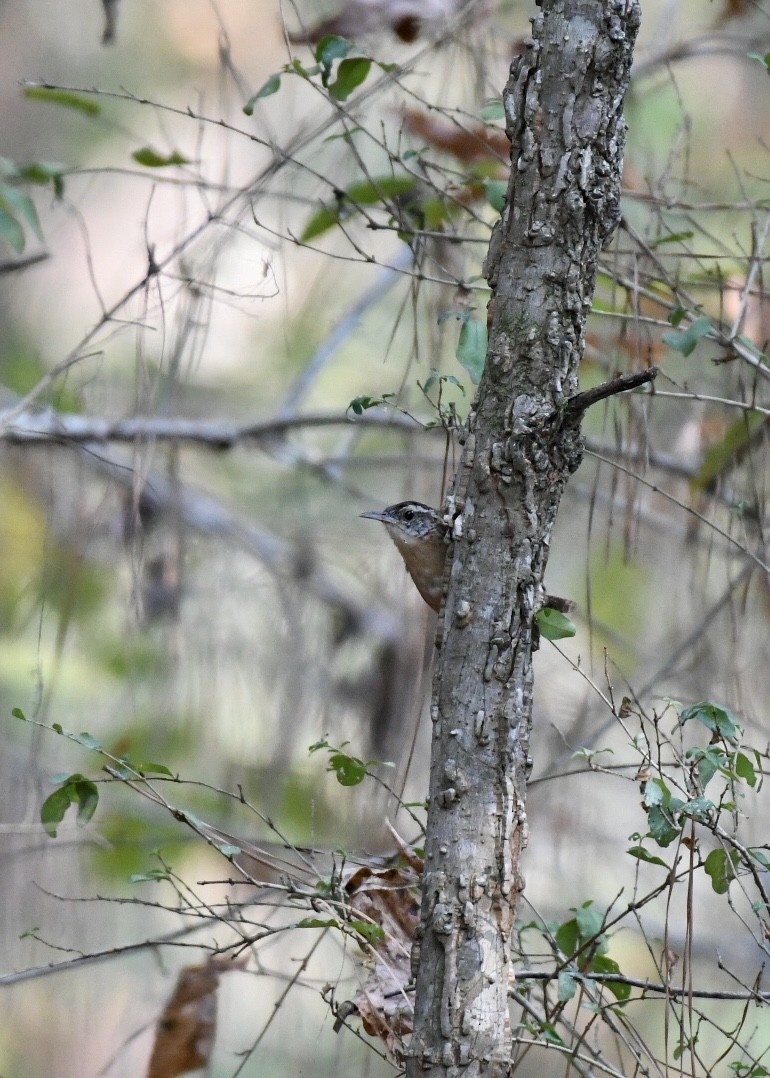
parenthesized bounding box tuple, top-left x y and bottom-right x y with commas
(361, 500, 573, 615)
(360, 501, 449, 612)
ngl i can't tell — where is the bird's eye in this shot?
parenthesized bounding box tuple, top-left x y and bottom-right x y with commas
(403, 508, 414, 521)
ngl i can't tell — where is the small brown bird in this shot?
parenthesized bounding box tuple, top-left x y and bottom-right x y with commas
(360, 501, 448, 612)
(361, 501, 573, 615)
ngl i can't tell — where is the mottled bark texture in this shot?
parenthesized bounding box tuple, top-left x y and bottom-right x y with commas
(405, 1, 640, 1074)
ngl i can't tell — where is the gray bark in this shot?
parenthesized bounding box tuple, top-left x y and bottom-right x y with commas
(405, 1, 640, 1074)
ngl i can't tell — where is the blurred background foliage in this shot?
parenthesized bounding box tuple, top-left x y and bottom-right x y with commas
(1, 0, 770, 1074)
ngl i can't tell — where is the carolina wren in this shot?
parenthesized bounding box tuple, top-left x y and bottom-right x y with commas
(360, 501, 448, 612)
(361, 501, 573, 615)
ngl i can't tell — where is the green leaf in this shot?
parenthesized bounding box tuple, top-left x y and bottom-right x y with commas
(129, 868, 171, 883)
(574, 903, 604, 942)
(0, 184, 42, 240)
(535, 607, 576, 640)
(557, 970, 579, 1001)
(315, 35, 354, 81)
(40, 785, 74, 838)
(643, 777, 669, 808)
(73, 778, 99, 824)
(650, 230, 694, 247)
(679, 795, 714, 822)
(132, 147, 190, 168)
(692, 411, 766, 492)
(627, 844, 669, 868)
(329, 57, 372, 101)
(297, 916, 338, 929)
(347, 394, 387, 415)
(346, 175, 417, 205)
(647, 805, 680, 847)
(17, 161, 66, 186)
(704, 847, 738, 894)
(677, 700, 742, 741)
(456, 316, 487, 384)
(40, 773, 99, 837)
(662, 315, 712, 357)
(214, 841, 242, 857)
(735, 752, 757, 787)
(300, 174, 416, 241)
(12, 707, 27, 720)
(136, 761, 174, 777)
(590, 954, 630, 1002)
(24, 86, 100, 116)
(668, 306, 688, 327)
(555, 918, 579, 955)
(484, 179, 507, 213)
(75, 731, 102, 751)
(350, 920, 386, 944)
(243, 74, 281, 114)
(480, 99, 505, 121)
(328, 751, 367, 786)
(0, 207, 25, 253)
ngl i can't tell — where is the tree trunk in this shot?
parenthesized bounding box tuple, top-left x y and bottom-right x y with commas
(405, 1, 640, 1074)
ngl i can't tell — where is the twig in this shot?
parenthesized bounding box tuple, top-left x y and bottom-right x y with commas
(563, 366, 658, 421)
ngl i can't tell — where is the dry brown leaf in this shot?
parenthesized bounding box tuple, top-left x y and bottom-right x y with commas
(402, 107, 509, 165)
(146, 957, 246, 1078)
(340, 842, 421, 1057)
(290, 0, 473, 44)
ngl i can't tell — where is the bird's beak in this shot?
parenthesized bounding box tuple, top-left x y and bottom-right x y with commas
(360, 509, 388, 522)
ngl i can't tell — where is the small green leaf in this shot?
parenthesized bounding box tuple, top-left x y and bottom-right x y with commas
(662, 315, 712, 357)
(704, 847, 738, 894)
(650, 230, 694, 247)
(214, 842, 242, 857)
(643, 777, 669, 808)
(590, 954, 630, 1002)
(315, 35, 354, 78)
(350, 920, 386, 944)
(484, 179, 507, 212)
(129, 868, 171, 883)
(0, 184, 42, 240)
(456, 316, 487, 384)
(243, 74, 281, 114)
(73, 778, 99, 824)
(668, 306, 688, 327)
(297, 916, 338, 929)
(300, 174, 416, 241)
(136, 761, 173, 777)
(627, 844, 668, 868)
(328, 751, 367, 786)
(574, 903, 604, 942)
(40, 773, 99, 836)
(0, 207, 25, 252)
(24, 86, 100, 116)
(301, 204, 344, 242)
(557, 970, 579, 1001)
(12, 707, 27, 720)
(735, 752, 757, 787)
(677, 700, 742, 741)
(555, 918, 579, 955)
(40, 786, 73, 838)
(535, 607, 576, 640)
(692, 411, 765, 492)
(329, 57, 372, 101)
(646, 805, 680, 847)
(348, 395, 381, 415)
(480, 99, 505, 121)
(679, 795, 714, 822)
(132, 147, 190, 168)
(75, 731, 102, 751)
(17, 161, 66, 186)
